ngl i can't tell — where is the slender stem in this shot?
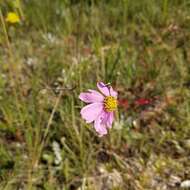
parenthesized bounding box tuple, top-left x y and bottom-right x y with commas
(163, 0, 168, 22)
(42, 90, 63, 146)
(0, 9, 12, 54)
(18, 0, 25, 20)
(35, 90, 63, 167)
(0, 8, 22, 121)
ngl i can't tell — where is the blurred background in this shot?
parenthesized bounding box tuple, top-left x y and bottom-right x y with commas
(0, 0, 190, 189)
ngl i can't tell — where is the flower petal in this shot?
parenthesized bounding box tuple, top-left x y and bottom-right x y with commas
(100, 111, 109, 125)
(80, 103, 103, 123)
(79, 90, 104, 103)
(110, 87, 118, 98)
(94, 113, 108, 136)
(106, 112, 114, 128)
(97, 82, 110, 96)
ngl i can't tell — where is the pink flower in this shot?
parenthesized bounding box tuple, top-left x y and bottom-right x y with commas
(79, 82, 118, 136)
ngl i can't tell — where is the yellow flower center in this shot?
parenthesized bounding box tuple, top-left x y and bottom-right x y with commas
(104, 96, 117, 112)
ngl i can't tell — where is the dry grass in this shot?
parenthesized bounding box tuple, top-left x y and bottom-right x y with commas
(0, 0, 190, 189)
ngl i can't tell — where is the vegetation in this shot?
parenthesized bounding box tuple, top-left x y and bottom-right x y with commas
(0, 0, 190, 189)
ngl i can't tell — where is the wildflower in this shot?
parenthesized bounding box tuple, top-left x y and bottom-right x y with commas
(135, 98, 151, 106)
(79, 82, 118, 136)
(6, 12, 20, 24)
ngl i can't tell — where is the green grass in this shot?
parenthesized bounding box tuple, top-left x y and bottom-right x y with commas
(0, 0, 190, 189)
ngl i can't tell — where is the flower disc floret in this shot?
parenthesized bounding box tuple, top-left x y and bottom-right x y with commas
(104, 96, 117, 112)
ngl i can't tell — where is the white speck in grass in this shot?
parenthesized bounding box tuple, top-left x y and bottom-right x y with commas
(62, 69, 66, 75)
(180, 180, 190, 188)
(25, 57, 37, 68)
(26, 57, 33, 66)
(42, 32, 57, 44)
(113, 115, 124, 130)
(61, 68, 68, 83)
(71, 57, 78, 65)
(126, 116, 133, 125)
(52, 141, 62, 165)
(39, 89, 48, 95)
(15, 142, 22, 148)
(132, 119, 139, 128)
